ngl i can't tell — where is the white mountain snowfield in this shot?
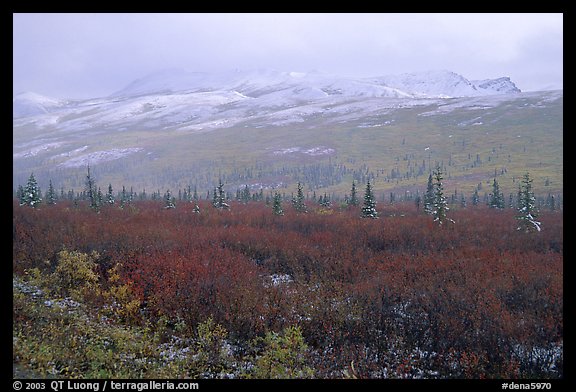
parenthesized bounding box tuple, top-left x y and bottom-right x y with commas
(13, 68, 560, 177)
(13, 69, 521, 119)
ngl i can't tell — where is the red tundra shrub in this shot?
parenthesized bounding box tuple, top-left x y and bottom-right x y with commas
(13, 199, 562, 378)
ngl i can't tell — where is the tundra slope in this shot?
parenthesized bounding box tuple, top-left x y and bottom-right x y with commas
(13, 69, 561, 196)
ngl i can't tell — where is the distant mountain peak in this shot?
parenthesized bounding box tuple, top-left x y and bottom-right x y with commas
(370, 70, 520, 98)
(471, 77, 521, 94)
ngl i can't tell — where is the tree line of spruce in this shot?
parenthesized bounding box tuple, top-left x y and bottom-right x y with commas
(16, 165, 545, 232)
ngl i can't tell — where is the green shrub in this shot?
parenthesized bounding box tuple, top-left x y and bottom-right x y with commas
(250, 325, 314, 379)
(52, 250, 99, 300)
(194, 317, 232, 377)
(100, 263, 141, 324)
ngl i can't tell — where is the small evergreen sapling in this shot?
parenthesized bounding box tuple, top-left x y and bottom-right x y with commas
(472, 189, 480, 206)
(348, 181, 359, 206)
(319, 193, 331, 208)
(164, 189, 176, 209)
(106, 184, 115, 205)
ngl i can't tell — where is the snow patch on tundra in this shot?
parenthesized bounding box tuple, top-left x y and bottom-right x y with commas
(59, 148, 143, 168)
(13, 142, 64, 159)
(263, 274, 294, 288)
(51, 145, 89, 159)
(272, 146, 335, 156)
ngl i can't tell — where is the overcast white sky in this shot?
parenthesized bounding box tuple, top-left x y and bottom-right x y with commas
(13, 13, 563, 99)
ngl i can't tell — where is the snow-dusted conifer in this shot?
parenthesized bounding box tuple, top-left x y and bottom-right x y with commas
(472, 189, 480, 206)
(241, 185, 251, 204)
(46, 179, 57, 205)
(119, 185, 128, 209)
(85, 165, 99, 211)
(460, 193, 467, 208)
(348, 181, 359, 206)
(432, 166, 454, 225)
(292, 182, 307, 213)
(214, 179, 230, 210)
(164, 189, 176, 209)
(106, 184, 115, 205)
(424, 173, 434, 214)
(361, 180, 378, 219)
(489, 178, 505, 209)
(22, 173, 42, 207)
(319, 193, 331, 208)
(96, 187, 103, 207)
(16, 185, 25, 205)
(272, 192, 284, 216)
(516, 173, 541, 232)
(212, 187, 218, 208)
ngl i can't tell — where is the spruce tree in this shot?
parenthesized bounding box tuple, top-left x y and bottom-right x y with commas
(212, 187, 218, 208)
(516, 173, 541, 232)
(292, 182, 307, 213)
(22, 173, 42, 207)
(414, 193, 421, 211)
(242, 185, 251, 204)
(46, 179, 57, 205)
(85, 165, 99, 211)
(472, 189, 480, 206)
(348, 181, 359, 206)
(119, 185, 128, 209)
(272, 192, 284, 216)
(548, 194, 556, 211)
(361, 180, 378, 219)
(106, 184, 115, 205)
(424, 173, 434, 214)
(214, 179, 230, 210)
(489, 178, 505, 209)
(432, 165, 454, 225)
(164, 189, 176, 209)
(96, 187, 103, 207)
(319, 193, 331, 208)
(16, 185, 25, 205)
(460, 193, 467, 208)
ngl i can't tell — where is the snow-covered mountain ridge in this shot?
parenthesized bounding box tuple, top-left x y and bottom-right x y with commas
(110, 68, 520, 99)
(13, 69, 522, 121)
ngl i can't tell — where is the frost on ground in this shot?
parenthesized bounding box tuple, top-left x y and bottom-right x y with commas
(59, 148, 143, 168)
(264, 273, 294, 288)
